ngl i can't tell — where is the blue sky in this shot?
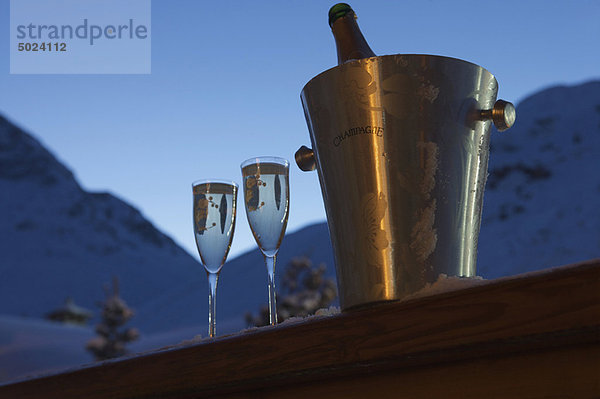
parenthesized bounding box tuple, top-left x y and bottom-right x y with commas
(1, 0, 599, 259)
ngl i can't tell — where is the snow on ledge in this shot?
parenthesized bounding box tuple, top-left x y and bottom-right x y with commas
(174, 275, 489, 347)
(401, 274, 488, 301)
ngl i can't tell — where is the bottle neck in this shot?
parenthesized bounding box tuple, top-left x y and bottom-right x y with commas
(331, 13, 375, 65)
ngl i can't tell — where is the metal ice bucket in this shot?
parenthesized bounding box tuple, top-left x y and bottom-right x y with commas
(297, 54, 515, 310)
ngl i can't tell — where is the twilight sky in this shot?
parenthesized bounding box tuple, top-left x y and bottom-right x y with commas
(1, 0, 599, 259)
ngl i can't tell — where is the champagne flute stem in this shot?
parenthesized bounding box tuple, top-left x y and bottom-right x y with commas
(207, 271, 219, 338)
(264, 254, 278, 325)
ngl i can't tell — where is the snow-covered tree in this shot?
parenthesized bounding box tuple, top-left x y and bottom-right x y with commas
(245, 257, 337, 327)
(86, 277, 139, 361)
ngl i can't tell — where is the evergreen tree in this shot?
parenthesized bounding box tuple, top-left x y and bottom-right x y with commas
(246, 257, 337, 327)
(86, 277, 139, 361)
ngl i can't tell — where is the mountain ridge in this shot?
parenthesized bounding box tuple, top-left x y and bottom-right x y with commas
(1, 79, 598, 338)
(0, 115, 202, 331)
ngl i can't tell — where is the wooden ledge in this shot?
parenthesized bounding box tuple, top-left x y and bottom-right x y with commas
(1, 259, 599, 398)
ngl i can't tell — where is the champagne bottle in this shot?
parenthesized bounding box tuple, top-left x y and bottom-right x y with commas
(329, 3, 376, 65)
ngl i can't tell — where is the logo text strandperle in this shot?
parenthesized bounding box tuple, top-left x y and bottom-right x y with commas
(16, 19, 148, 45)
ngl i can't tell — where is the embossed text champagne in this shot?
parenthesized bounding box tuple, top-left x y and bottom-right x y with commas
(329, 3, 375, 64)
(241, 157, 290, 325)
(192, 180, 237, 338)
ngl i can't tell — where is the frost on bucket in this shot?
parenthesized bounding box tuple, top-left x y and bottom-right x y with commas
(402, 274, 488, 301)
(299, 53, 515, 310)
(10, 0, 151, 74)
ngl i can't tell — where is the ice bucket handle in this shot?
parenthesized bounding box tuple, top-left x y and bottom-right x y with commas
(480, 99, 516, 132)
(295, 99, 515, 171)
(295, 145, 316, 171)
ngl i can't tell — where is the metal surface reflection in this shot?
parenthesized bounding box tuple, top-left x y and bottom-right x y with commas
(299, 54, 515, 310)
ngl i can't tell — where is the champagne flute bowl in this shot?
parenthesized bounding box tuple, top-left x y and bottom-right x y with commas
(241, 157, 290, 325)
(192, 179, 238, 338)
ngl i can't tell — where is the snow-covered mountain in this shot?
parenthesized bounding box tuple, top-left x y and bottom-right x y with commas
(0, 115, 208, 334)
(2, 80, 599, 331)
(477, 80, 600, 277)
(0, 115, 333, 339)
(1, 80, 598, 382)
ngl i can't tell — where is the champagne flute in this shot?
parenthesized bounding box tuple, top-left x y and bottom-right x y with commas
(192, 179, 238, 338)
(241, 157, 290, 325)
